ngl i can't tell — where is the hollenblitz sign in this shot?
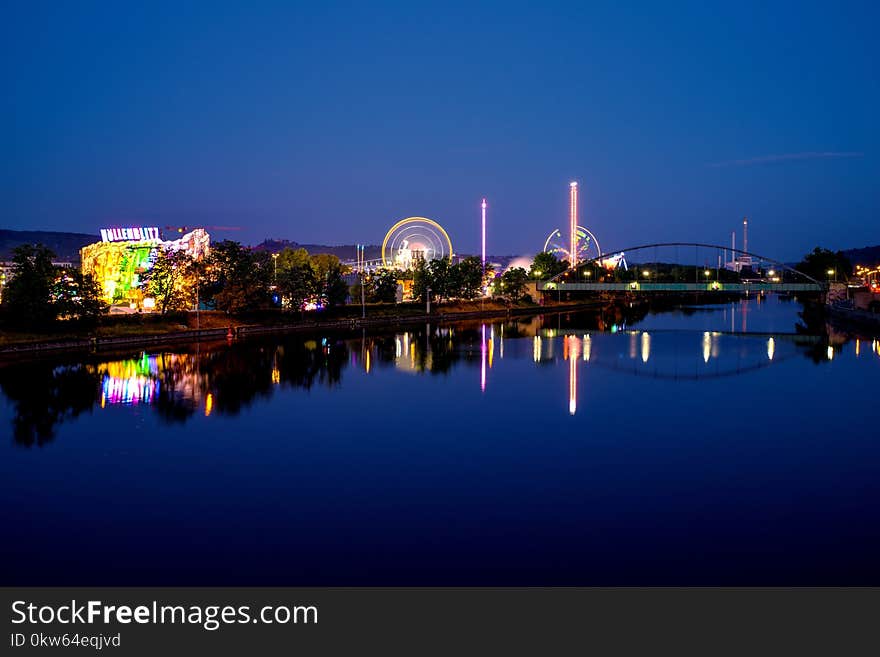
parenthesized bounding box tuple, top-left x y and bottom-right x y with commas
(100, 227, 162, 242)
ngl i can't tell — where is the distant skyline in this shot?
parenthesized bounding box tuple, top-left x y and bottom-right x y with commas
(3, 1, 878, 261)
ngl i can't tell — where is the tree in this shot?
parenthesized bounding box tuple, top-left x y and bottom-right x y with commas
(52, 270, 107, 321)
(796, 247, 852, 282)
(278, 264, 316, 310)
(530, 251, 568, 280)
(276, 247, 310, 273)
(427, 257, 453, 301)
(2, 244, 58, 327)
(369, 269, 400, 303)
(309, 253, 344, 282)
(322, 265, 349, 307)
(454, 256, 484, 299)
(304, 253, 349, 307)
(411, 258, 431, 302)
(495, 267, 529, 301)
(206, 241, 272, 313)
(145, 249, 195, 314)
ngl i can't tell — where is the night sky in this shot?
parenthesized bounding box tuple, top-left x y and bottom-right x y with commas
(3, 1, 877, 259)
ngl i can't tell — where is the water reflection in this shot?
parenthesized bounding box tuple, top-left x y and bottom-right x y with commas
(1, 300, 878, 444)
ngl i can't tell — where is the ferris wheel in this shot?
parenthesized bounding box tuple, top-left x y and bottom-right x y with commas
(543, 226, 602, 264)
(382, 217, 453, 269)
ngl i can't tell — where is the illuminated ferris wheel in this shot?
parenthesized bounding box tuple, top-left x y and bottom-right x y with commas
(382, 217, 453, 269)
(543, 226, 601, 264)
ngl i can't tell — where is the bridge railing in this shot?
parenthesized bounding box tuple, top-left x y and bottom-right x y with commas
(537, 281, 824, 292)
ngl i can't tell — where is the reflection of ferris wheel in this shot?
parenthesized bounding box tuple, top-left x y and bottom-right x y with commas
(382, 217, 453, 269)
(543, 226, 601, 263)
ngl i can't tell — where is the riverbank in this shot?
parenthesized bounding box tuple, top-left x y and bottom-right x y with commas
(0, 299, 605, 357)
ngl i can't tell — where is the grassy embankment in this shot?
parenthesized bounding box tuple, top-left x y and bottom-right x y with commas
(0, 298, 555, 346)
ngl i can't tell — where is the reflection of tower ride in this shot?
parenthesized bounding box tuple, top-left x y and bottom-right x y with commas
(481, 325, 487, 392)
(480, 324, 495, 392)
(567, 335, 579, 415)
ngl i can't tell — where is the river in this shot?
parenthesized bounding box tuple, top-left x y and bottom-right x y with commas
(1, 295, 878, 584)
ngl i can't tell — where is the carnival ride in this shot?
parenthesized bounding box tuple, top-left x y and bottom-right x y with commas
(382, 217, 453, 269)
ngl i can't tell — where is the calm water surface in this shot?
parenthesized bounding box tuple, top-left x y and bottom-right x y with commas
(1, 296, 878, 584)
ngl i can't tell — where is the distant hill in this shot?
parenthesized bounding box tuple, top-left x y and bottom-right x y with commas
(252, 239, 382, 262)
(842, 245, 880, 266)
(0, 229, 97, 261)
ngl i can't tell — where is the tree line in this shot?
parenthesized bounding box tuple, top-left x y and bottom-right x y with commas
(1, 244, 106, 327)
(4, 239, 850, 331)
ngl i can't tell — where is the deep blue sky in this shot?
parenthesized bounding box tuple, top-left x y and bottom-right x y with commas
(2, 1, 877, 259)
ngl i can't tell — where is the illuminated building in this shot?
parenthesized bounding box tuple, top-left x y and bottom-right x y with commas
(80, 227, 210, 307)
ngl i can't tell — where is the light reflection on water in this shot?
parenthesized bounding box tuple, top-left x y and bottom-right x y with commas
(0, 296, 878, 585)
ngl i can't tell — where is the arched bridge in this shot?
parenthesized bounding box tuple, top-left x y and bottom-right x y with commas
(538, 242, 826, 294)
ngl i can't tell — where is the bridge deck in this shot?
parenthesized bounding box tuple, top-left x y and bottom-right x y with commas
(538, 282, 824, 293)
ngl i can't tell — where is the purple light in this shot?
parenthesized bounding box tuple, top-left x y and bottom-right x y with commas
(481, 198, 487, 272)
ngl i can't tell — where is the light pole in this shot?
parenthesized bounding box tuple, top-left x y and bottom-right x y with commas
(195, 269, 200, 331)
(426, 287, 432, 315)
(272, 253, 278, 283)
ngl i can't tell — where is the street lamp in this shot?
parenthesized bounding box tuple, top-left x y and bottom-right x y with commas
(272, 253, 279, 283)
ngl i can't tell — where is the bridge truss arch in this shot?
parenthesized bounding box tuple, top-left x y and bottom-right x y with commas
(548, 242, 824, 287)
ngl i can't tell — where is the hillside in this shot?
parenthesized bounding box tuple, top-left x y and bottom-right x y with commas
(0, 229, 98, 261)
(252, 239, 382, 261)
(842, 245, 880, 266)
